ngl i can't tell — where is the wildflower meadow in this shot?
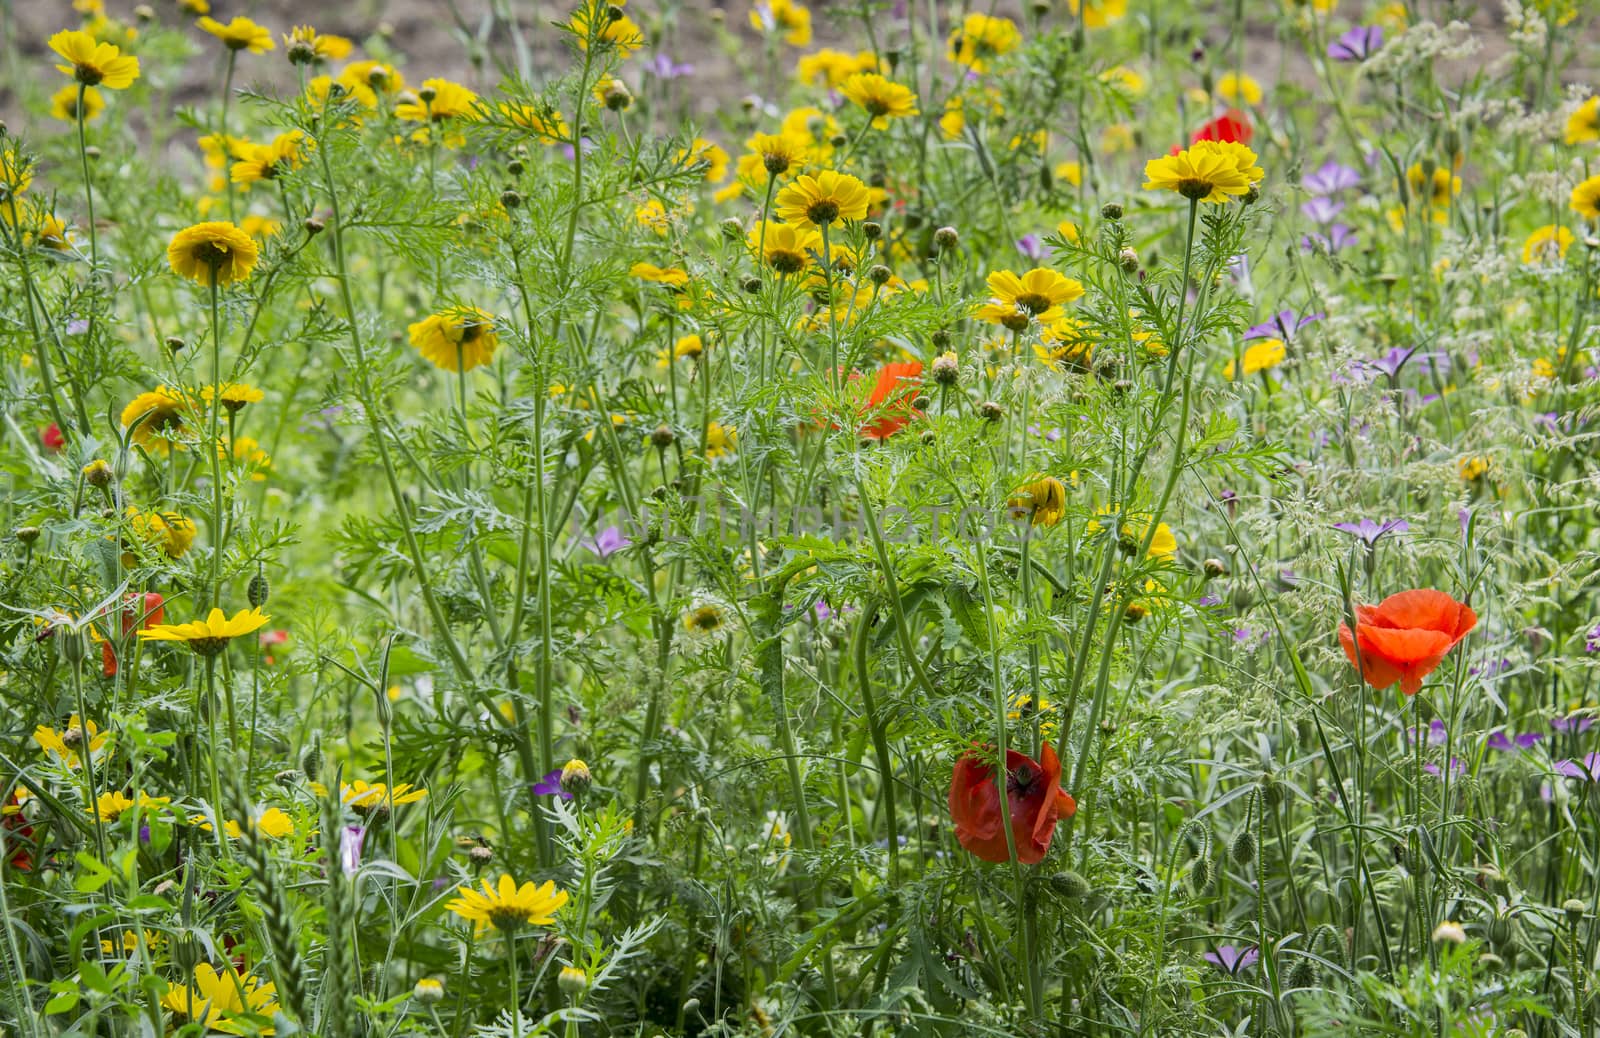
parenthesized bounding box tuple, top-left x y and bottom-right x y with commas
(3, 0, 1600, 1033)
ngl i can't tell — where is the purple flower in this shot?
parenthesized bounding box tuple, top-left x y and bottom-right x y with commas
(1300, 196, 1345, 224)
(1332, 518, 1409, 546)
(646, 53, 695, 79)
(66, 317, 91, 336)
(814, 600, 833, 621)
(1015, 234, 1047, 262)
(1486, 730, 1544, 752)
(1424, 757, 1465, 777)
(1303, 161, 1361, 196)
(1328, 24, 1383, 61)
(1470, 657, 1512, 679)
(1585, 623, 1600, 653)
(1406, 718, 1448, 746)
(1197, 594, 1223, 607)
(580, 525, 630, 558)
(1027, 423, 1064, 442)
(1301, 224, 1358, 254)
(340, 825, 366, 875)
(1203, 945, 1259, 974)
(1553, 713, 1595, 733)
(1246, 309, 1323, 342)
(1556, 754, 1600, 781)
(1368, 346, 1415, 379)
(532, 769, 574, 801)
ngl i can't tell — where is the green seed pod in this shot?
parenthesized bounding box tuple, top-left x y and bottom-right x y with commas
(248, 572, 270, 608)
(1187, 857, 1212, 895)
(300, 734, 323, 784)
(1287, 957, 1315, 989)
(1049, 871, 1091, 898)
(1260, 771, 1282, 808)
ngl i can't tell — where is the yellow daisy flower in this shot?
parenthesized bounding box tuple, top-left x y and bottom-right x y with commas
(749, 221, 819, 273)
(1143, 141, 1263, 203)
(975, 268, 1085, 331)
(138, 606, 272, 656)
(775, 170, 871, 228)
(1522, 224, 1574, 265)
(1066, 0, 1128, 29)
(445, 875, 569, 934)
(1571, 175, 1600, 220)
(840, 73, 919, 129)
(49, 29, 140, 88)
(49, 84, 104, 122)
(1215, 71, 1263, 105)
(947, 13, 1020, 72)
(1007, 476, 1068, 527)
(127, 508, 198, 558)
(229, 131, 308, 185)
(571, 3, 645, 54)
(1566, 97, 1600, 145)
(162, 965, 279, 1034)
(1224, 338, 1287, 379)
(167, 222, 260, 286)
(197, 15, 276, 53)
(407, 307, 501, 372)
(282, 25, 352, 62)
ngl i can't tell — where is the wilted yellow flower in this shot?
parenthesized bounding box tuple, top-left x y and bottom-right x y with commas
(35, 715, 108, 769)
(703, 422, 737, 459)
(127, 508, 198, 558)
(1008, 476, 1068, 527)
(167, 222, 260, 285)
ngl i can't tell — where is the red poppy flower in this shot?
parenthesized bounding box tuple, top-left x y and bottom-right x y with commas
(948, 742, 1076, 864)
(2, 791, 34, 872)
(41, 423, 65, 452)
(102, 591, 165, 677)
(1191, 108, 1252, 145)
(1338, 589, 1477, 695)
(858, 360, 923, 440)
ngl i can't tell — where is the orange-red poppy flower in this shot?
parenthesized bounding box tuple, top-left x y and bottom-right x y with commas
(1338, 589, 1477, 695)
(948, 742, 1076, 864)
(857, 360, 923, 440)
(1192, 108, 1252, 146)
(102, 591, 165, 677)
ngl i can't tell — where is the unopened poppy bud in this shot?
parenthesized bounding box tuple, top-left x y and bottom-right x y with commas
(300, 736, 322, 782)
(978, 400, 1004, 421)
(1203, 558, 1228, 579)
(557, 966, 588, 997)
(868, 264, 892, 286)
(1048, 870, 1091, 898)
(1187, 857, 1211, 893)
(1564, 899, 1587, 924)
(931, 351, 960, 385)
(1230, 829, 1255, 866)
(413, 978, 445, 1003)
(418, 84, 438, 104)
(1288, 958, 1315, 988)
(720, 217, 743, 240)
(862, 220, 883, 240)
(741, 275, 762, 294)
(248, 572, 270, 608)
(1431, 921, 1466, 944)
(304, 216, 325, 235)
(651, 424, 675, 448)
(1124, 601, 1148, 623)
(58, 628, 86, 665)
(500, 189, 523, 209)
(1100, 202, 1123, 220)
(165, 336, 186, 353)
(1118, 247, 1139, 273)
(560, 758, 591, 795)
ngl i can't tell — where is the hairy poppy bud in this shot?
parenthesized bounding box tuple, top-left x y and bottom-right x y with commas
(1288, 958, 1315, 989)
(247, 572, 270, 608)
(933, 226, 959, 250)
(1230, 829, 1255, 866)
(274, 769, 299, 786)
(1187, 857, 1211, 894)
(1049, 871, 1091, 898)
(1100, 202, 1123, 220)
(1260, 771, 1281, 808)
(300, 736, 323, 783)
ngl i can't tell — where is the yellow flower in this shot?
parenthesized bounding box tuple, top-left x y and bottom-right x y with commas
(749, 221, 819, 274)
(678, 137, 730, 183)
(1100, 122, 1135, 154)
(1143, 141, 1263, 203)
(91, 790, 170, 821)
(282, 25, 351, 62)
(139, 606, 272, 656)
(1036, 317, 1094, 368)
(101, 929, 164, 956)
(50, 84, 104, 122)
(446, 875, 569, 934)
(975, 268, 1085, 330)
(202, 383, 265, 411)
(35, 715, 108, 769)
(684, 603, 725, 633)
(120, 387, 191, 449)
(775, 170, 871, 228)
(499, 101, 569, 144)
(1406, 163, 1459, 211)
(795, 48, 877, 87)
(229, 131, 308, 184)
(840, 73, 919, 129)
(408, 307, 501, 372)
(1571, 175, 1600, 220)
(197, 16, 275, 53)
(238, 214, 282, 239)
(571, 3, 645, 54)
(1215, 71, 1263, 105)
(49, 29, 139, 89)
(1565, 97, 1600, 144)
(1066, 0, 1127, 28)
(750, 0, 812, 46)
(1008, 693, 1059, 736)
(1089, 507, 1177, 558)
(162, 965, 279, 1034)
(630, 262, 690, 286)
(396, 77, 480, 123)
(341, 780, 428, 813)
(1056, 218, 1080, 241)
(634, 198, 676, 235)
(0, 147, 30, 194)
(1522, 224, 1574, 265)
(780, 106, 841, 160)
(168, 221, 260, 286)
(1458, 456, 1488, 481)
(1099, 65, 1146, 96)
(745, 132, 809, 178)
(1374, 1, 1407, 28)
(1007, 476, 1068, 527)
(127, 508, 197, 558)
(703, 422, 737, 459)
(229, 436, 273, 478)
(1224, 338, 1286, 379)
(339, 60, 404, 97)
(947, 13, 1020, 72)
